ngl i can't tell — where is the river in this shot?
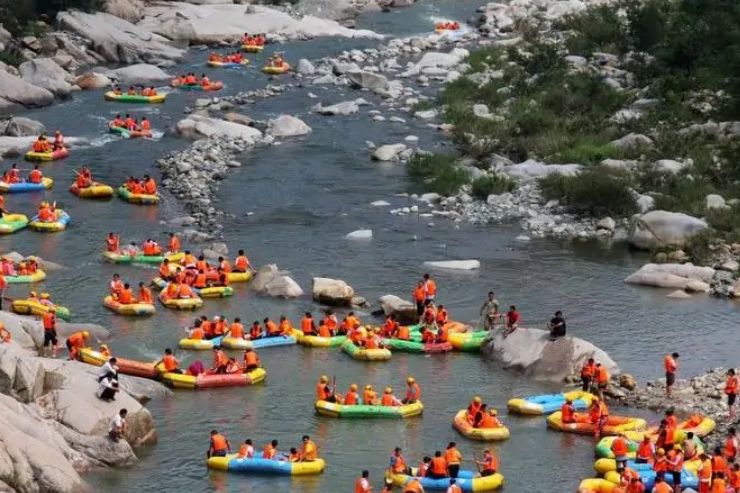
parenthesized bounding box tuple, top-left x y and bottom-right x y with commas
(5, 1, 740, 491)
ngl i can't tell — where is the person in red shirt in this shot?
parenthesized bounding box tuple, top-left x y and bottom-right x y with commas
(503, 305, 520, 337)
(726, 368, 739, 421)
(664, 352, 679, 398)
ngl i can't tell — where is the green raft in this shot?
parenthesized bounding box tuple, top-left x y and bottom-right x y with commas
(384, 338, 453, 353)
(103, 251, 167, 265)
(315, 399, 424, 418)
(0, 214, 29, 234)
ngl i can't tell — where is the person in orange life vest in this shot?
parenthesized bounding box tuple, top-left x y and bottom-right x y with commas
(595, 361, 610, 400)
(724, 368, 740, 422)
(380, 314, 399, 338)
(346, 312, 361, 329)
(626, 477, 645, 493)
(581, 357, 596, 392)
(186, 73, 197, 85)
(111, 114, 124, 127)
(635, 435, 656, 464)
(724, 427, 739, 460)
(200, 73, 210, 87)
(0, 194, 7, 216)
(140, 117, 151, 132)
(381, 387, 402, 407)
(422, 303, 437, 331)
(179, 282, 197, 299)
(127, 86, 137, 96)
(364, 329, 382, 349)
(116, 283, 136, 304)
(344, 383, 359, 405)
(682, 432, 698, 461)
(31, 135, 46, 153)
(109, 273, 124, 296)
(257, 34, 266, 46)
(195, 254, 208, 272)
(616, 466, 640, 487)
(262, 439, 279, 460)
(316, 375, 336, 402)
(436, 318, 449, 343)
(16, 261, 28, 276)
(166, 233, 181, 254)
(502, 305, 520, 338)
(652, 476, 673, 493)
(323, 309, 338, 334)
(666, 445, 684, 493)
(52, 130, 64, 150)
(125, 175, 136, 191)
(211, 316, 227, 337)
(211, 346, 228, 374)
(711, 473, 727, 493)
(655, 420, 672, 449)
(301, 312, 316, 336)
(317, 319, 332, 338)
(480, 408, 503, 429)
(396, 322, 410, 341)
(189, 320, 205, 340)
(389, 447, 411, 475)
(158, 258, 172, 281)
(664, 352, 679, 398)
(142, 176, 157, 195)
(713, 445, 729, 480)
(299, 435, 317, 462)
(729, 463, 740, 492)
(612, 433, 631, 469)
(243, 348, 260, 371)
(224, 357, 240, 374)
(241, 32, 250, 44)
(560, 398, 576, 424)
(443, 442, 463, 479)
(141, 87, 150, 96)
(476, 449, 499, 477)
(422, 273, 437, 304)
(154, 347, 182, 374)
(447, 478, 463, 493)
(696, 452, 712, 493)
(65, 330, 89, 361)
(192, 269, 208, 289)
(237, 438, 255, 459)
(276, 316, 292, 335)
(208, 430, 231, 458)
(347, 325, 364, 345)
(28, 165, 43, 184)
(162, 280, 179, 301)
(403, 477, 424, 493)
(233, 52, 242, 63)
(7, 164, 19, 183)
(663, 409, 678, 431)
(246, 320, 261, 340)
(233, 249, 251, 272)
(436, 304, 449, 326)
(0, 258, 15, 276)
(413, 281, 426, 320)
(226, 317, 244, 339)
(263, 317, 279, 338)
(402, 376, 421, 404)
(208, 52, 219, 62)
(466, 396, 482, 423)
(41, 308, 58, 357)
(363, 384, 378, 405)
(427, 451, 448, 480)
(355, 470, 372, 493)
(37, 201, 56, 222)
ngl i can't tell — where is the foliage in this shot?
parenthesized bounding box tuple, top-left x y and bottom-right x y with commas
(0, 0, 103, 36)
(470, 173, 516, 200)
(406, 153, 471, 196)
(538, 169, 638, 217)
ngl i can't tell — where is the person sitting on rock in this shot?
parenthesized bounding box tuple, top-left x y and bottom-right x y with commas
(0, 325, 10, 343)
(97, 371, 119, 401)
(548, 310, 566, 340)
(502, 305, 520, 338)
(109, 408, 127, 442)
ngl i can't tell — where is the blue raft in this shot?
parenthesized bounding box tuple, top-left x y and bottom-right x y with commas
(207, 451, 325, 475)
(604, 462, 697, 490)
(507, 390, 595, 415)
(221, 334, 298, 350)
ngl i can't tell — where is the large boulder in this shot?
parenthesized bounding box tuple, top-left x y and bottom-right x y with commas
(110, 64, 172, 84)
(505, 160, 582, 182)
(175, 115, 263, 142)
(312, 277, 356, 306)
(628, 210, 708, 250)
(3, 117, 46, 137)
(372, 143, 406, 161)
(105, 0, 145, 23)
(74, 72, 113, 89)
(403, 49, 469, 76)
(0, 71, 56, 114)
(481, 328, 619, 382)
(346, 70, 390, 93)
(624, 263, 714, 292)
(250, 264, 304, 298)
(377, 295, 417, 325)
(266, 114, 312, 138)
(295, 0, 358, 21)
(57, 11, 186, 64)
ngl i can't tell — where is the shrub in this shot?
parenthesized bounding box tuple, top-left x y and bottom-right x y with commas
(552, 139, 621, 165)
(538, 169, 638, 217)
(406, 153, 471, 196)
(470, 173, 516, 200)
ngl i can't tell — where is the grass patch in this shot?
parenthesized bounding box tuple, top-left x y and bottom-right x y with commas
(406, 153, 471, 196)
(470, 173, 516, 200)
(538, 169, 638, 217)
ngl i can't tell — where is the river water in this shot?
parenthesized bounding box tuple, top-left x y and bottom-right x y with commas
(5, 1, 740, 491)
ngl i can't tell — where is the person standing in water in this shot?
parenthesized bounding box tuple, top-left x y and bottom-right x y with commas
(479, 291, 499, 331)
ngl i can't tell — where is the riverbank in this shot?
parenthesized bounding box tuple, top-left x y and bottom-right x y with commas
(0, 310, 163, 493)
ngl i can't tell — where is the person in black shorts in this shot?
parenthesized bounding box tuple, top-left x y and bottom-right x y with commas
(43, 309, 58, 358)
(726, 369, 739, 421)
(548, 311, 566, 340)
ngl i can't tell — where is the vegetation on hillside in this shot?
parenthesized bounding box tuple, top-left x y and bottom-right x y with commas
(0, 0, 102, 36)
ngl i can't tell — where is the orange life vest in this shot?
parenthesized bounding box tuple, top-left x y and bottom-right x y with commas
(211, 434, 228, 451)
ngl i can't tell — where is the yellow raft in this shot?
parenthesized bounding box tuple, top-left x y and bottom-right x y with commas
(452, 410, 510, 441)
(227, 271, 252, 283)
(594, 456, 701, 475)
(578, 478, 618, 493)
(104, 91, 166, 104)
(547, 411, 647, 435)
(158, 292, 203, 311)
(103, 295, 156, 316)
(241, 44, 264, 53)
(340, 339, 391, 361)
(160, 366, 266, 389)
(70, 182, 114, 199)
(11, 299, 71, 320)
(261, 64, 291, 74)
(179, 338, 218, 350)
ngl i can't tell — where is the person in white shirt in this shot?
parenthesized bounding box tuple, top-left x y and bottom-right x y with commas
(97, 358, 119, 382)
(97, 372, 119, 401)
(109, 409, 127, 442)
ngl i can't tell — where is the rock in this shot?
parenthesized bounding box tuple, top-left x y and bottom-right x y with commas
(0, 70, 56, 113)
(58, 11, 186, 64)
(628, 211, 708, 250)
(706, 194, 727, 210)
(332, 61, 361, 75)
(345, 70, 389, 93)
(110, 64, 172, 84)
(624, 263, 715, 292)
(414, 109, 438, 120)
(611, 133, 654, 152)
(596, 217, 616, 231)
(666, 289, 692, 299)
(317, 101, 359, 116)
(312, 277, 356, 306)
(422, 260, 481, 270)
(545, 0, 586, 19)
(419, 193, 441, 204)
(209, 242, 228, 256)
(73, 72, 113, 89)
(377, 294, 417, 325)
(515, 235, 530, 242)
(619, 374, 638, 390)
(371, 200, 390, 207)
(175, 115, 263, 142)
(481, 328, 619, 382)
(3, 117, 45, 137)
(250, 264, 303, 298)
(372, 143, 406, 161)
(345, 229, 372, 240)
(105, 0, 145, 23)
(296, 58, 316, 75)
(405, 50, 468, 76)
(506, 160, 582, 182)
(472, 104, 490, 118)
(720, 260, 739, 272)
(295, 0, 357, 21)
(653, 159, 687, 174)
(21, 36, 41, 52)
(223, 113, 253, 126)
(636, 194, 655, 213)
(389, 116, 406, 123)
(266, 114, 312, 138)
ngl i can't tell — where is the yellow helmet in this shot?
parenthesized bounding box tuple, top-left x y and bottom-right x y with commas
(407, 376, 415, 384)
(320, 375, 328, 383)
(489, 409, 498, 416)
(100, 344, 108, 349)
(29, 291, 36, 297)
(384, 387, 392, 393)
(657, 448, 665, 456)
(40, 202, 48, 208)
(474, 396, 482, 403)
(82, 331, 89, 338)
(40, 293, 50, 299)
(365, 384, 373, 390)
(367, 328, 375, 334)
(350, 383, 358, 391)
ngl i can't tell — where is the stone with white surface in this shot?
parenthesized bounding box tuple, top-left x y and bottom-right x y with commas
(507, 160, 582, 182)
(19, 58, 74, 98)
(312, 277, 356, 306)
(422, 260, 480, 270)
(628, 211, 708, 250)
(110, 64, 173, 84)
(175, 115, 262, 142)
(266, 115, 312, 137)
(372, 143, 406, 161)
(345, 229, 373, 240)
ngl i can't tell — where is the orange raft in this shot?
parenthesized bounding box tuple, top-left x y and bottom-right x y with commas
(547, 411, 647, 436)
(79, 347, 159, 379)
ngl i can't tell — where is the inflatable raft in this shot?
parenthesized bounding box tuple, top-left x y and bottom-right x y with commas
(507, 390, 595, 416)
(448, 331, 488, 352)
(340, 340, 391, 361)
(603, 467, 698, 490)
(11, 299, 71, 320)
(547, 411, 647, 435)
(207, 452, 324, 475)
(595, 431, 704, 459)
(644, 415, 716, 438)
(25, 148, 69, 162)
(30, 210, 70, 232)
(79, 347, 159, 379)
(221, 333, 299, 350)
(108, 124, 153, 139)
(207, 60, 249, 68)
(261, 64, 291, 74)
(103, 295, 155, 316)
(595, 457, 701, 476)
(452, 410, 510, 441)
(0, 177, 53, 193)
(5, 269, 46, 284)
(384, 338, 453, 353)
(0, 213, 29, 234)
(241, 44, 264, 53)
(315, 400, 423, 418)
(578, 478, 619, 493)
(152, 279, 233, 298)
(298, 334, 346, 347)
(70, 182, 114, 199)
(171, 81, 224, 91)
(388, 469, 503, 492)
(104, 91, 166, 104)
(158, 292, 203, 311)
(179, 336, 223, 351)
(159, 366, 266, 389)
(116, 186, 160, 205)
(103, 251, 184, 265)
(226, 271, 252, 283)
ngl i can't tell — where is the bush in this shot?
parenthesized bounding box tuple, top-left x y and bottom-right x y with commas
(470, 173, 516, 200)
(552, 139, 621, 165)
(0, 0, 103, 36)
(538, 169, 638, 217)
(406, 153, 471, 196)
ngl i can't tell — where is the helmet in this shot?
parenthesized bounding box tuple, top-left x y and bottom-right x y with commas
(657, 448, 665, 456)
(40, 202, 48, 207)
(474, 396, 482, 403)
(350, 383, 358, 391)
(384, 387, 392, 393)
(407, 376, 415, 384)
(100, 344, 108, 349)
(489, 409, 498, 416)
(365, 384, 372, 390)
(367, 329, 375, 334)
(40, 293, 50, 299)
(55, 131, 60, 135)
(29, 291, 36, 297)
(82, 331, 90, 338)
(320, 375, 328, 383)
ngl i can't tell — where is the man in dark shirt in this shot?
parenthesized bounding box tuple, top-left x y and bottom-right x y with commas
(548, 311, 566, 340)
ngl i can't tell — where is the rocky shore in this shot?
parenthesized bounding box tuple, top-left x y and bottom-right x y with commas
(0, 310, 165, 493)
